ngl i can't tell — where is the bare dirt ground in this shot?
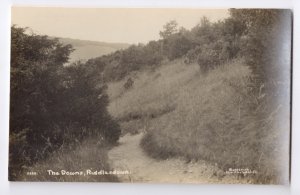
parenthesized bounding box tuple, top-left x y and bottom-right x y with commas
(108, 133, 251, 184)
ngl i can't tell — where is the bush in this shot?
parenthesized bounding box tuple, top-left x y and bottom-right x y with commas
(197, 44, 220, 73)
(196, 40, 231, 73)
(184, 46, 201, 64)
(163, 33, 193, 60)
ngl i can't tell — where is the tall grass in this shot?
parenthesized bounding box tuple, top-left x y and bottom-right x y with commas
(141, 60, 289, 184)
(18, 138, 118, 182)
(107, 60, 199, 134)
(108, 58, 289, 184)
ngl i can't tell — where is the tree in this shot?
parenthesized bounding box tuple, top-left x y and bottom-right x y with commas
(159, 20, 179, 39)
(164, 33, 193, 60)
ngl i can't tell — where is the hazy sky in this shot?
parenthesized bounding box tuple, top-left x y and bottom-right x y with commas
(12, 7, 229, 44)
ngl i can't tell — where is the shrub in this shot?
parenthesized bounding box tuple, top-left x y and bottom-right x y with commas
(163, 33, 193, 60)
(59, 62, 122, 145)
(184, 46, 201, 64)
(196, 44, 220, 73)
(196, 40, 231, 73)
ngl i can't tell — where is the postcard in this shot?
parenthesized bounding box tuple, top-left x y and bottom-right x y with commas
(9, 7, 292, 184)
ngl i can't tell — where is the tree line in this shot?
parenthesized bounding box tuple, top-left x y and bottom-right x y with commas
(86, 9, 291, 91)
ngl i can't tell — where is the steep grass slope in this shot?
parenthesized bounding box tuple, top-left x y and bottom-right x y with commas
(107, 59, 289, 184)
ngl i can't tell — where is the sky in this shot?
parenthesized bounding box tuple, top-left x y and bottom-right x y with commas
(12, 7, 229, 44)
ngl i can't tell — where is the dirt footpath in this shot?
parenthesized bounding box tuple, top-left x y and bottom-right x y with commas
(108, 133, 250, 184)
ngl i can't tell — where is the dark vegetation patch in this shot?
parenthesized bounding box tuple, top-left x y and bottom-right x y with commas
(9, 26, 121, 181)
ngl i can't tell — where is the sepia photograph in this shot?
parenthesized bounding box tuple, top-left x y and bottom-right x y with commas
(9, 7, 292, 184)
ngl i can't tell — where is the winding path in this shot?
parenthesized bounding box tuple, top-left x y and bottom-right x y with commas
(108, 133, 248, 184)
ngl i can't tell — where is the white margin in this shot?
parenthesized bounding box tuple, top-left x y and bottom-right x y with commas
(0, 1, 298, 195)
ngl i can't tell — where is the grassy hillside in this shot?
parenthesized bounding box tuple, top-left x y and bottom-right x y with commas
(107, 59, 289, 184)
(57, 37, 130, 63)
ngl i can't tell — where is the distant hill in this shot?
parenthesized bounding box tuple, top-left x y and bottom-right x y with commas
(56, 37, 130, 63)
